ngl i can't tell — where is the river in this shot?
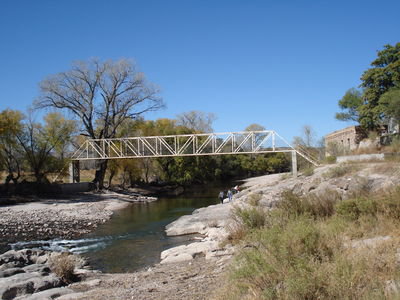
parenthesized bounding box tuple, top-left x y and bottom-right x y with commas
(9, 187, 222, 273)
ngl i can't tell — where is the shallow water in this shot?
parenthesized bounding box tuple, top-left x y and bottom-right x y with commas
(9, 187, 222, 273)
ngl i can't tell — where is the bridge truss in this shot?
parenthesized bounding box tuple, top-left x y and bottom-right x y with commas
(69, 130, 319, 183)
(71, 130, 318, 165)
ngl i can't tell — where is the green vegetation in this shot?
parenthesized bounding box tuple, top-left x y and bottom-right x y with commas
(301, 166, 314, 176)
(219, 187, 400, 300)
(336, 42, 400, 132)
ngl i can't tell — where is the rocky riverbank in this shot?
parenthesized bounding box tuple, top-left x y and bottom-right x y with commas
(0, 191, 156, 248)
(2, 161, 400, 299)
(0, 190, 157, 300)
(78, 161, 399, 300)
(0, 249, 88, 300)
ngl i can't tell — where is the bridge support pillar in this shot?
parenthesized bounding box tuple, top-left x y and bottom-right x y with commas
(69, 161, 80, 183)
(291, 151, 298, 177)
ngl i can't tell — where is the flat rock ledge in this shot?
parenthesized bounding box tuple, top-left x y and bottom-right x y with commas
(162, 203, 233, 264)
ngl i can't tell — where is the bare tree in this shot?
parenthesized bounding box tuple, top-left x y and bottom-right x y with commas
(302, 125, 316, 148)
(176, 110, 216, 133)
(293, 125, 316, 148)
(35, 59, 163, 187)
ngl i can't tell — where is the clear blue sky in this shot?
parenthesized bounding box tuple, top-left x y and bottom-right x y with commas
(1, 0, 399, 142)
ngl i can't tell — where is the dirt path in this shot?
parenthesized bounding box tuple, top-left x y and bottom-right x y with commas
(65, 255, 229, 300)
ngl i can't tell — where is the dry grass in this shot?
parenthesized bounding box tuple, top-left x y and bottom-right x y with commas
(372, 162, 400, 176)
(247, 193, 262, 206)
(322, 163, 361, 179)
(216, 186, 400, 300)
(49, 252, 80, 283)
(207, 219, 219, 228)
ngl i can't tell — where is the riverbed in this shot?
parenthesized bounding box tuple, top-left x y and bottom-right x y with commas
(5, 188, 221, 273)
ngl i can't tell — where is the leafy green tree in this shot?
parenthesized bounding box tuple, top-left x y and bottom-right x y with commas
(335, 88, 363, 122)
(379, 88, 400, 130)
(17, 113, 76, 183)
(0, 109, 25, 186)
(339, 43, 400, 130)
(35, 59, 163, 188)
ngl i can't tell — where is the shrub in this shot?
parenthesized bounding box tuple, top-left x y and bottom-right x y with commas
(224, 206, 267, 245)
(335, 197, 377, 221)
(224, 215, 397, 300)
(336, 187, 400, 221)
(279, 191, 338, 219)
(323, 164, 359, 178)
(247, 193, 262, 206)
(218, 186, 400, 300)
(224, 221, 247, 245)
(232, 206, 266, 230)
(301, 167, 314, 177)
(377, 187, 400, 219)
(325, 155, 337, 164)
(49, 252, 77, 283)
(229, 217, 335, 300)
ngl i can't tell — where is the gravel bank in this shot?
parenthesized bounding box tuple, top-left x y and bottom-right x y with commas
(0, 191, 154, 248)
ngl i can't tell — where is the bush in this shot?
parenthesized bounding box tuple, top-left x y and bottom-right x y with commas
(279, 191, 338, 219)
(217, 186, 400, 300)
(247, 193, 262, 206)
(325, 156, 337, 164)
(336, 187, 400, 221)
(225, 205, 267, 245)
(335, 197, 377, 221)
(232, 206, 266, 230)
(301, 167, 314, 176)
(228, 217, 335, 299)
(377, 187, 400, 219)
(323, 164, 359, 178)
(49, 252, 77, 283)
(223, 214, 396, 300)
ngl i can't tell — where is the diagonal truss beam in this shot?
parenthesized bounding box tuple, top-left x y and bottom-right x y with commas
(71, 130, 319, 166)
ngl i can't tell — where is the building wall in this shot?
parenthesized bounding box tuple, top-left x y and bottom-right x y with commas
(324, 126, 365, 156)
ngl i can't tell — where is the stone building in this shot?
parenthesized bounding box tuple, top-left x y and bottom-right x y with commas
(325, 126, 366, 156)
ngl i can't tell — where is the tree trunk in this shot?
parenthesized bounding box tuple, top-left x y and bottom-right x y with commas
(107, 170, 116, 188)
(93, 160, 108, 189)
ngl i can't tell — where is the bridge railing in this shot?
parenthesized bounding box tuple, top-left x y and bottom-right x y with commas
(294, 144, 320, 166)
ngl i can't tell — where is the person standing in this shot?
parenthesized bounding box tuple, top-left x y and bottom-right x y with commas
(227, 189, 233, 202)
(218, 191, 225, 204)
